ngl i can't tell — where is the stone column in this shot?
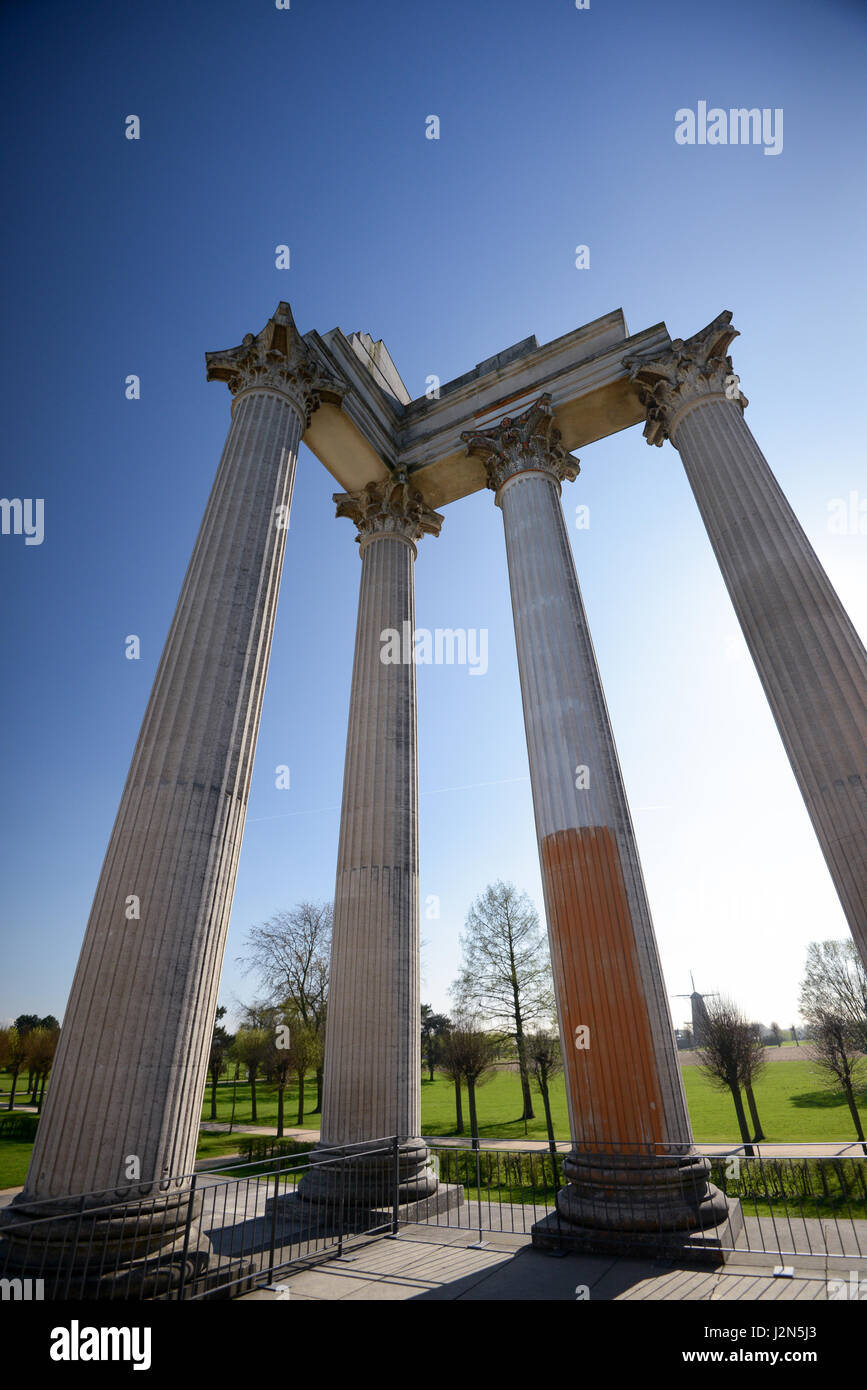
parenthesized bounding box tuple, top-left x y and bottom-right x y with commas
(2, 303, 342, 1292)
(300, 474, 444, 1208)
(462, 397, 728, 1250)
(625, 313, 867, 969)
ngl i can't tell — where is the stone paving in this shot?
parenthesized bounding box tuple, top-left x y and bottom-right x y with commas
(237, 1225, 853, 1302)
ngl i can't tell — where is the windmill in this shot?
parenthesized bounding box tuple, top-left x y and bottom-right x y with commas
(673, 973, 719, 1047)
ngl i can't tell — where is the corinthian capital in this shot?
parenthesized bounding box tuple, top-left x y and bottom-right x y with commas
(334, 472, 444, 551)
(206, 301, 344, 424)
(623, 311, 748, 447)
(461, 394, 580, 493)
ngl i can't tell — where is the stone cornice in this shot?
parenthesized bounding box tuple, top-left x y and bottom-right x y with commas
(623, 310, 748, 447)
(334, 472, 444, 551)
(206, 301, 345, 425)
(461, 394, 580, 494)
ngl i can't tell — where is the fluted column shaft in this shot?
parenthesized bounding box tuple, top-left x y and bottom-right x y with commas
(463, 397, 690, 1152)
(498, 472, 691, 1149)
(463, 398, 729, 1246)
(323, 533, 421, 1142)
(304, 475, 443, 1204)
(21, 304, 333, 1210)
(627, 313, 867, 965)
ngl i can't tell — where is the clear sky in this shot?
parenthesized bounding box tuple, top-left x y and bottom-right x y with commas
(1, 0, 865, 1036)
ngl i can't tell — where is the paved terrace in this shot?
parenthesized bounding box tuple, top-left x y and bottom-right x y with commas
(2, 1172, 864, 1301)
(237, 1224, 858, 1302)
(199, 1173, 867, 1301)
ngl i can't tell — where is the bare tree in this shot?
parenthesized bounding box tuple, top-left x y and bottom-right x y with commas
(526, 1030, 562, 1170)
(451, 882, 553, 1122)
(438, 1027, 465, 1134)
(2, 1028, 29, 1112)
(739, 1029, 768, 1142)
(239, 901, 332, 1112)
(24, 1025, 60, 1112)
(15, 1016, 41, 1095)
(421, 1005, 451, 1083)
(799, 940, 867, 1052)
(233, 1025, 270, 1123)
(695, 997, 756, 1154)
(440, 1020, 500, 1148)
(207, 1006, 232, 1122)
(272, 1011, 323, 1130)
(807, 1011, 867, 1152)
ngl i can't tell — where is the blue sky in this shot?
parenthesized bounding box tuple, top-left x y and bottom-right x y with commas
(1, 0, 865, 1033)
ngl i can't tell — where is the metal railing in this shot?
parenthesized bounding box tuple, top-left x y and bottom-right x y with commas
(0, 1137, 402, 1301)
(404, 1139, 867, 1265)
(2, 1136, 865, 1299)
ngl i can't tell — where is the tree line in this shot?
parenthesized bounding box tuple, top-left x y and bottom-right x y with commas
(694, 939, 867, 1153)
(0, 1015, 60, 1111)
(206, 900, 332, 1136)
(211, 881, 558, 1144)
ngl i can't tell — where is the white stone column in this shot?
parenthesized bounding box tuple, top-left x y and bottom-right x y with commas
(463, 397, 728, 1246)
(3, 303, 342, 1288)
(625, 313, 867, 969)
(301, 475, 443, 1206)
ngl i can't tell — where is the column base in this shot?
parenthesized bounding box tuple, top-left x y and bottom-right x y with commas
(0, 1187, 211, 1299)
(297, 1137, 439, 1207)
(366, 1182, 465, 1224)
(531, 1148, 740, 1265)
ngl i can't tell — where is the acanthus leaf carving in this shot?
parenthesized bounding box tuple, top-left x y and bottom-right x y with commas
(206, 300, 344, 426)
(623, 310, 748, 447)
(334, 471, 444, 548)
(461, 393, 580, 493)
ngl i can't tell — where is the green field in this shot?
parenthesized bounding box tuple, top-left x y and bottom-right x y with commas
(0, 1141, 36, 1190)
(682, 1061, 867, 1144)
(0, 1059, 865, 1192)
(198, 1076, 319, 1131)
(420, 1062, 867, 1146)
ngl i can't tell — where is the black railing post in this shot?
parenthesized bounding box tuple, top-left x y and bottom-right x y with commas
(176, 1175, 197, 1302)
(63, 1193, 87, 1300)
(467, 1142, 489, 1248)
(391, 1137, 400, 1235)
(267, 1167, 280, 1282)
(337, 1151, 345, 1257)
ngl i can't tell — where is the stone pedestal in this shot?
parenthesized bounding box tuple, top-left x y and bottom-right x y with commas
(299, 475, 444, 1206)
(625, 312, 867, 968)
(1, 303, 342, 1290)
(463, 396, 729, 1244)
(532, 1181, 743, 1265)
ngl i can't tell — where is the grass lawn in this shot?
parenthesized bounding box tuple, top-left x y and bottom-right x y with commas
(422, 1063, 867, 1146)
(0, 1141, 35, 1190)
(199, 1077, 319, 1130)
(195, 1132, 256, 1160)
(202, 1063, 867, 1146)
(682, 1061, 867, 1144)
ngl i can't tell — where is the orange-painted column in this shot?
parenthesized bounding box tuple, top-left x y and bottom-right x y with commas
(463, 396, 692, 1157)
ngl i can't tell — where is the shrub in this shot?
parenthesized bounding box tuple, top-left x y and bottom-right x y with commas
(0, 1113, 39, 1141)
